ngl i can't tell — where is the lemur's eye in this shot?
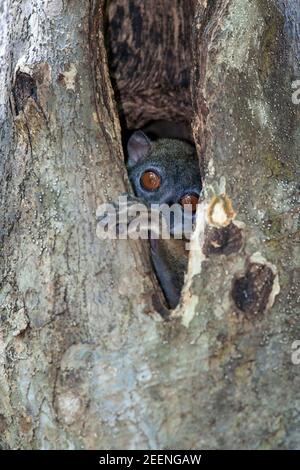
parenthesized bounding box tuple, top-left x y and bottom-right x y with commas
(180, 194, 199, 213)
(140, 170, 161, 191)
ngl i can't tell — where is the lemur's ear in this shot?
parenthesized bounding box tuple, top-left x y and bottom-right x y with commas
(127, 131, 152, 168)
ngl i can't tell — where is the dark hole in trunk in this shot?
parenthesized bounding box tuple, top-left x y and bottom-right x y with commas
(105, 0, 201, 311)
(105, 0, 196, 132)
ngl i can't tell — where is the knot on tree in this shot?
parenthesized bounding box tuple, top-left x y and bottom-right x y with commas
(203, 222, 243, 256)
(231, 262, 276, 317)
(12, 71, 37, 115)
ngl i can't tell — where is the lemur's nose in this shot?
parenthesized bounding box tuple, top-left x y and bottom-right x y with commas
(160, 190, 176, 207)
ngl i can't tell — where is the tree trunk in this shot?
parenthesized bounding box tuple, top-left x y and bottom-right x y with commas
(0, 0, 299, 449)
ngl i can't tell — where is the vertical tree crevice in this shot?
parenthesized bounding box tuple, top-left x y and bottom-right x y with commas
(106, 0, 196, 129)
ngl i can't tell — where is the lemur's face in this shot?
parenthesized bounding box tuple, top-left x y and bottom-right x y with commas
(127, 131, 202, 238)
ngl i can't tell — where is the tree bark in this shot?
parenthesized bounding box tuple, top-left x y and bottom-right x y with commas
(0, 0, 299, 450)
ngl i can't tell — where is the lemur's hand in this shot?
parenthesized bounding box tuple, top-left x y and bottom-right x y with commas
(96, 193, 171, 240)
